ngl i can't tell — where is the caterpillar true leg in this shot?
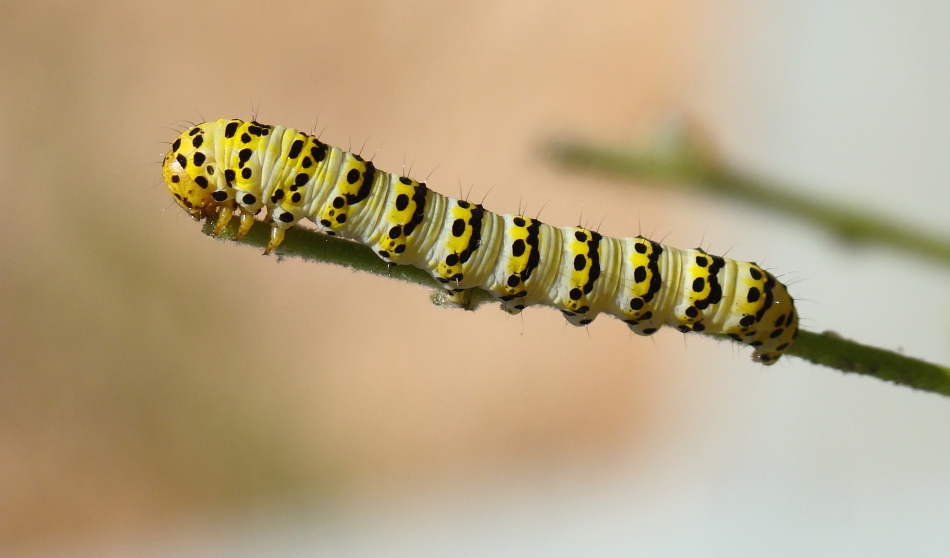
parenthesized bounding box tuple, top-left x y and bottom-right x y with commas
(162, 118, 799, 364)
(236, 212, 256, 241)
(265, 226, 286, 255)
(213, 205, 235, 236)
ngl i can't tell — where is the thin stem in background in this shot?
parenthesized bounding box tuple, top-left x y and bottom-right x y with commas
(201, 217, 950, 399)
(543, 136, 950, 267)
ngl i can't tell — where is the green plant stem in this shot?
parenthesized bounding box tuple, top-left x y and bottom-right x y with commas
(201, 218, 499, 309)
(201, 216, 950, 398)
(788, 330, 950, 396)
(545, 138, 950, 267)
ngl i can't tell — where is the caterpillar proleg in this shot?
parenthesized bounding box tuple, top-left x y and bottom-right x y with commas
(162, 119, 799, 364)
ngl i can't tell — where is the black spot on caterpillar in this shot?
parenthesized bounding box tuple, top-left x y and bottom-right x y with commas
(162, 118, 798, 364)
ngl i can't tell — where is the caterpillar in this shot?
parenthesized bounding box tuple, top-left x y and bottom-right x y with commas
(162, 118, 799, 364)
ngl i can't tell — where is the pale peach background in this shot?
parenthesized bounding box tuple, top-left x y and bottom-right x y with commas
(2, 1, 950, 556)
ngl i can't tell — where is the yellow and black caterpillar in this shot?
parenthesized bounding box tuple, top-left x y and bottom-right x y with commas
(163, 119, 799, 364)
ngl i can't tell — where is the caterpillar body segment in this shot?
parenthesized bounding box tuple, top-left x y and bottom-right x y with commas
(163, 118, 799, 364)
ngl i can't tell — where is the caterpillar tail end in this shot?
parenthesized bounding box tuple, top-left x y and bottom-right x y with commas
(264, 226, 286, 255)
(748, 325, 798, 366)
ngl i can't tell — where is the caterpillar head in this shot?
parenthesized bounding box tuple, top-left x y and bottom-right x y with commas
(162, 141, 216, 220)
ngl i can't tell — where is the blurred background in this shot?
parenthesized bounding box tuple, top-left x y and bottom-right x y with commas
(2, 1, 950, 556)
